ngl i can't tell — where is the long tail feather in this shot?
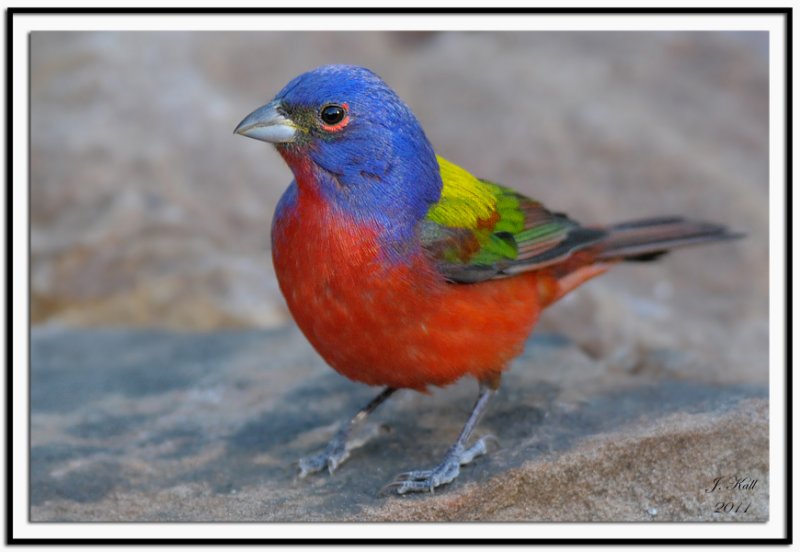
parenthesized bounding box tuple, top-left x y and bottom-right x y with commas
(597, 217, 743, 262)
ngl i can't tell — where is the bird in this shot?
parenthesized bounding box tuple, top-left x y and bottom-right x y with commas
(234, 64, 740, 495)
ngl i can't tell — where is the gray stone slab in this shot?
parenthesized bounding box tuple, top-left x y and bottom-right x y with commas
(30, 326, 768, 522)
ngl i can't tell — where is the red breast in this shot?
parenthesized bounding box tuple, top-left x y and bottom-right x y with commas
(271, 183, 549, 391)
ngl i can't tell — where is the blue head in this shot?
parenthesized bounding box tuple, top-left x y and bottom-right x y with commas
(235, 65, 442, 234)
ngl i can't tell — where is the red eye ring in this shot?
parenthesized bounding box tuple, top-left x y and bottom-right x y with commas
(320, 102, 350, 132)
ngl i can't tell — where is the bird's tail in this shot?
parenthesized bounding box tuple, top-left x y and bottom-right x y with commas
(596, 217, 743, 262)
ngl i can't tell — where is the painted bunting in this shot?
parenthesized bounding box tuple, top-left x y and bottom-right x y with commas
(234, 64, 738, 495)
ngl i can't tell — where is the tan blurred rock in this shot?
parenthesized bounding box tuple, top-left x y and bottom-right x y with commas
(31, 31, 767, 337)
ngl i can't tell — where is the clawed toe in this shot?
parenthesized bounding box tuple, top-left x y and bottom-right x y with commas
(391, 469, 433, 482)
(298, 448, 346, 478)
(297, 439, 349, 479)
(380, 434, 497, 496)
(298, 456, 323, 479)
(380, 461, 458, 495)
(298, 422, 389, 479)
(379, 478, 434, 496)
(296, 387, 398, 481)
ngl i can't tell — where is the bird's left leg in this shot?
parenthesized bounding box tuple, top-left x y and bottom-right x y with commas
(298, 386, 397, 478)
(381, 377, 499, 495)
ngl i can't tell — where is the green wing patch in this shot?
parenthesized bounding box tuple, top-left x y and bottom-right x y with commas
(422, 156, 606, 283)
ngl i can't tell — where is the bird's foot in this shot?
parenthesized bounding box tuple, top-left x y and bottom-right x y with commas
(297, 442, 347, 478)
(298, 423, 384, 478)
(381, 434, 498, 495)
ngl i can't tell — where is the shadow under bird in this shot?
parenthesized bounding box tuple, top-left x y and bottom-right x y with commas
(234, 64, 740, 495)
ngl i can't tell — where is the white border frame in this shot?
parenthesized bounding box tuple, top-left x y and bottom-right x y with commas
(8, 8, 789, 543)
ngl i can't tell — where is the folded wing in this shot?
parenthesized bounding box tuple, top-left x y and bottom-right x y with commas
(421, 157, 606, 283)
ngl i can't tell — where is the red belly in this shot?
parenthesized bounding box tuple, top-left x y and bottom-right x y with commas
(271, 190, 546, 391)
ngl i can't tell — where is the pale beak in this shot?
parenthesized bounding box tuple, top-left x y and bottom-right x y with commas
(233, 100, 297, 143)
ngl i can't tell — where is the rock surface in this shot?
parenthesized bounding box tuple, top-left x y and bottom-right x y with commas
(31, 326, 767, 522)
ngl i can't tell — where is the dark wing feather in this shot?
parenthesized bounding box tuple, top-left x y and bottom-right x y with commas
(421, 174, 606, 283)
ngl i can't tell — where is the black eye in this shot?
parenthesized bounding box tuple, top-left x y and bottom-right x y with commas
(320, 104, 346, 125)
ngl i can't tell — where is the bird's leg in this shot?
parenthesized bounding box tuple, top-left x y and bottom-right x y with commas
(382, 378, 499, 495)
(298, 386, 397, 478)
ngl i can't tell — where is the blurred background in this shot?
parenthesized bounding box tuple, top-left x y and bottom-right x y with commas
(30, 31, 768, 381)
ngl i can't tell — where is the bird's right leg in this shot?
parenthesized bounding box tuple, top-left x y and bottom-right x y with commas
(298, 386, 397, 477)
(380, 381, 497, 495)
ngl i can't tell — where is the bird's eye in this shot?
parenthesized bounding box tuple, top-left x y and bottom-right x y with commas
(320, 104, 346, 125)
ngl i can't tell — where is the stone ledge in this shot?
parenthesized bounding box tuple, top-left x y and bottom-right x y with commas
(30, 326, 767, 522)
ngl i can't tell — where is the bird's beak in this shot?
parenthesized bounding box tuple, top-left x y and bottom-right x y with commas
(233, 100, 297, 144)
